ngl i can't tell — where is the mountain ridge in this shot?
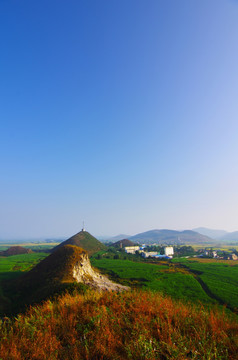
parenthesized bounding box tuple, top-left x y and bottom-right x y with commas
(128, 229, 213, 244)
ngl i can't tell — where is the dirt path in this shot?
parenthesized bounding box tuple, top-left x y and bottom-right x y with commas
(178, 263, 236, 313)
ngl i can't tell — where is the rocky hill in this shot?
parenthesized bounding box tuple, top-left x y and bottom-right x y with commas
(52, 230, 106, 257)
(7, 245, 128, 313)
(0, 246, 33, 256)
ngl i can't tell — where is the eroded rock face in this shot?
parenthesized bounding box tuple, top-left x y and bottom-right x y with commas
(72, 253, 129, 292)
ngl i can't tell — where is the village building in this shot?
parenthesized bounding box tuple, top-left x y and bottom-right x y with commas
(124, 246, 140, 254)
(231, 253, 238, 260)
(164, 246, 174, 257)
(141, 251, 158, 258)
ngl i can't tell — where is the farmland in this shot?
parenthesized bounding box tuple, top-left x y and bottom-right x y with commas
(91, 257, 238, 312)
(0, 250, 238, 316)
(0, 253, 49, 301)
(172, 258, 238, 311)
(91, 258, 215, 305)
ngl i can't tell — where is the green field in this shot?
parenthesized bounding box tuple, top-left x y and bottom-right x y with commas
(0, 252, 237, 316)
(0, 244, 57, 251)
(0, 253, 49, 292)
(172, 258, 238, 310)
(0, 252, 49, 314)
(91, 258, 215, 305)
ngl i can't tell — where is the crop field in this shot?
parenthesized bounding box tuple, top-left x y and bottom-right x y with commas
(1, 252, 237, 316)
(91, 258, 214, 305)
(0, 253, 49, 293)
(172, 258, 238, 311)
(0, 252, 49, 314)
(185, 257, 238, 265)
(0, 246, 8, 251)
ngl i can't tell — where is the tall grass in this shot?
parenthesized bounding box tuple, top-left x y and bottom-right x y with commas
(0, 289, 237, 359)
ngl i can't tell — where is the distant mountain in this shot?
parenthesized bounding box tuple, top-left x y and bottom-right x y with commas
(217, 231, 238, 242)
(193, 227, 228, 239)
(0, 246, 33, 256)
(51, 231, 106, 257)
(108, 234, 131, 242)
(111, 239, 136, 248)
(129, 229, 213, 245)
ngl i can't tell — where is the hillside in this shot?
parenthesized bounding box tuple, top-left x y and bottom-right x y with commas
(0, 246, 33, 256)
(52, 230, 106, 256)
(5, 245, 127, 314)
(129, 229, 213, 244)
(108, 234, 131, 242)
(193, 227, 228, 239)
(111, 239, 136, 248)
(217, 231, 238, 242)
(0, 290, 237, 360)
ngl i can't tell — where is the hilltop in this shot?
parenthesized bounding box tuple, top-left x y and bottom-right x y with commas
(111, 239, 136, 248)
(0, 246, 33, 256)
(107, 234, 131, 242)
(52, 230, 106, 257)
(193, 227, 228, 239)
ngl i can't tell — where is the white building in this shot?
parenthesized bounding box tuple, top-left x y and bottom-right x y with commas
(142, 251, 158, 258)
(164, 246, 174, 257)
(124, 246, 140, 254)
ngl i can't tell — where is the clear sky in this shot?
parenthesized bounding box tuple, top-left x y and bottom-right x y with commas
(1, 0, 238, 239)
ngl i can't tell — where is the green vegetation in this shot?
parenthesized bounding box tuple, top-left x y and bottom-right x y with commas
(1, 246, 90, 315)
(91, 247, 142, 261)
(0, 246, 8, 252)
(0, 252, 48, 278)
(24, 244, 56, 251)
(52, 231, 106, 257)
(0, 252, 49, 314)
(1, 249, 238, 315)
(172, 258, 238, 311)
(91, 258, 214, 305)
(0, 243, 237, 360)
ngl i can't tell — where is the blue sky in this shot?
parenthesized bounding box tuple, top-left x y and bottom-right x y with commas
(1, 0, 238, 239)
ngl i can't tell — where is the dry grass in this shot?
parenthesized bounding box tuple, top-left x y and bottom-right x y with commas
(189, 258, 238, 265)
(0, 289, 237, 359)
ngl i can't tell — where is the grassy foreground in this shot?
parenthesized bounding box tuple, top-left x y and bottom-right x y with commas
(0, 290, 237, 360)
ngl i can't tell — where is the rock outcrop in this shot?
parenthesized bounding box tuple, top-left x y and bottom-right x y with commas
(5, 245, 129, 315)
(72, 252, 129, 292)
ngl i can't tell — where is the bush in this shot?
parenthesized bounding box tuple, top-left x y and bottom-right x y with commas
(0, 290, 237, 359)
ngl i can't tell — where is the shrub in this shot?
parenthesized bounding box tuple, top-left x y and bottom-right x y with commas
(0, 290, 237, 359)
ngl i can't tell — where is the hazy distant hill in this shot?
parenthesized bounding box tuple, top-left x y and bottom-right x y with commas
(108, 234, 131, 242)
(217, 231, 238, 242)
(129, 229, 213, 244)
(52, 231, 106, 257)
(193, 227, 238, 242)
(193, 227, 228, 239)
